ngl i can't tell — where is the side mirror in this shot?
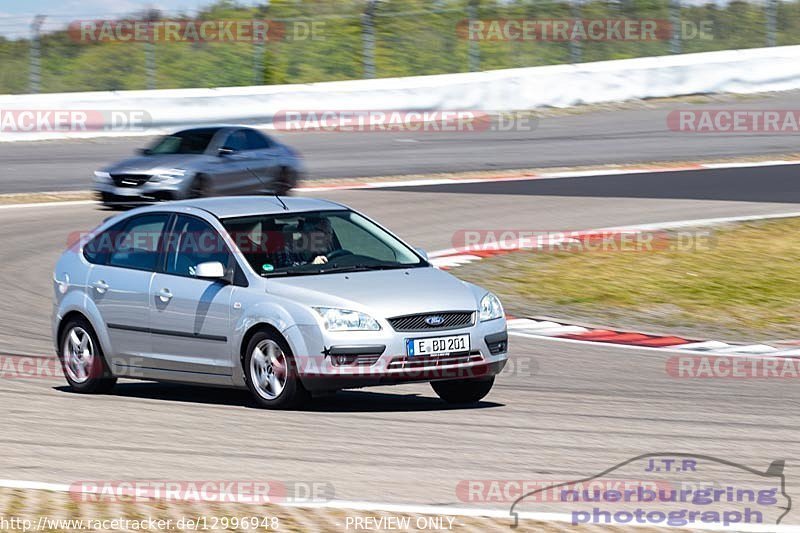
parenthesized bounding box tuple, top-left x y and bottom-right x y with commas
(136, 148, 152, 155)
(218, 146, 236, 157)
(415, 247, 429, 261)
(194, 261, 226, 279)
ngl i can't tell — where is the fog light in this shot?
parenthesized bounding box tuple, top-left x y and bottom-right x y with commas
(332, 355, 357, 366)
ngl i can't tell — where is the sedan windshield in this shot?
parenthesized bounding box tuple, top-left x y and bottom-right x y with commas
(147, 128, 218, 155)
(222, 210, 426, 277)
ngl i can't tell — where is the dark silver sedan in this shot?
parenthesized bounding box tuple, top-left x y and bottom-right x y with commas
(93, 126, 304, 207)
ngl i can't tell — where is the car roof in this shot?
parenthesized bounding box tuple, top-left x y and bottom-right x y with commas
(174, 124, 255, 133)
(140, 195, 348, 219)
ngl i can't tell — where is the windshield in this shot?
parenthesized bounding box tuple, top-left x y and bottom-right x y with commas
(222, 210, 426, 277)
(147, 128, 218, 155)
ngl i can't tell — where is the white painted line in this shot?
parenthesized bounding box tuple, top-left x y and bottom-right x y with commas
(701, 160, 799, 169)
(520, 325, 588, 337)
(507, 319, 556, 330)
(768, 349, 800, 357)
(677, 341, 733, 351)
(0, 479, 71, 492)
(429, 255, 482, 268)
(710, 344, 780, 355)
(0, 199, 96, 211)
(603, 211, 800, 232)
(0, 478, 793, 531)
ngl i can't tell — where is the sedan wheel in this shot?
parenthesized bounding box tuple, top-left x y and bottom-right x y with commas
(273, 167, 297, 196)
(59, 317, 117, 394)
(64, 326, 94, 384)
(244, 330, 309, 409)
(250, 340, 288, 400)
(431, 376, 495, 404)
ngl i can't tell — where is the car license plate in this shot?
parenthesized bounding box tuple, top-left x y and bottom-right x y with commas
(407, 334, 470, 357)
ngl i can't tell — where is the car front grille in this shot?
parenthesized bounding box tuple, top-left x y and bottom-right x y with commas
(387, 311, 474, 332)
(111, 174, 151, 187)
(387, 351, 483, 370)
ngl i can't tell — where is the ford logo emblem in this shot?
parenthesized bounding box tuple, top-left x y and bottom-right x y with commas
(425, 315, 445, 326)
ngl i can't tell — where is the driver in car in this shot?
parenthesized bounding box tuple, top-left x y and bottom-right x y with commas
(275, 217, 335, 267)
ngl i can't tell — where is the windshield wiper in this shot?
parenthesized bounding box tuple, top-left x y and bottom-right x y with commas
(318, 264, 375, 274)
(262, 263, 416, 277)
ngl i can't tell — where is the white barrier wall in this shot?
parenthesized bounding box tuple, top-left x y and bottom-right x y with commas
(2, 45, 800, 141)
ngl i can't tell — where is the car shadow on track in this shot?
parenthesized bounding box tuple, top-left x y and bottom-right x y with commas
(54, 382, 503, 412)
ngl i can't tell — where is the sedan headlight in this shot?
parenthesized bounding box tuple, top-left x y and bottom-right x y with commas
(312, 307, 381, 331)
(93, 171, 111, 182)
(150, 168, 185, 184)
(479, 292, 504, 322)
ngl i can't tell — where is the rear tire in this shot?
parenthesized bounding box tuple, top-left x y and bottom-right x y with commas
(243, 330, 309, 409)
(58, 317, 117, 394)
(431, 377, 494, 404)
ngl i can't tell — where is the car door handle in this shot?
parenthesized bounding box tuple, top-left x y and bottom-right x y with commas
(92, 280, 109, 294)
(157, 288, 173, 302)
(55, 273, 70, 294)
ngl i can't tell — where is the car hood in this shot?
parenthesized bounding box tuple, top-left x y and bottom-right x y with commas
(266, 267, 481, 318)
(103, 154, 208, 173)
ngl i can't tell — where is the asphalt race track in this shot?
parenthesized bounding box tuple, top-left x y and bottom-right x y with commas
(1, 161, 800, 522)
(2, 91, 800, 194)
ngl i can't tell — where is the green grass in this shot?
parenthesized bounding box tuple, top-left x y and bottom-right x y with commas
(452, 218, 800, 340)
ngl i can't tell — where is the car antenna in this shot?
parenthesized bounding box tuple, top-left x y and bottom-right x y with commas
(246, 167, 289, 211)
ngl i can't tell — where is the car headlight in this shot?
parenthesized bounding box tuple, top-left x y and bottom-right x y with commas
(93, 171, 111, 182)
(479, 293, 504, 322)
(150, 168, 185, 184)
(312, 307, 381, 331)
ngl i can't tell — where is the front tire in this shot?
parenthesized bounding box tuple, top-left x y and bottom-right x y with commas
(58, 317, 117, 394)
(431, 377, 494, 404)
(272, 167, 297, 196)
(188, 174, 212, 198)
(243, 330, 309, 409)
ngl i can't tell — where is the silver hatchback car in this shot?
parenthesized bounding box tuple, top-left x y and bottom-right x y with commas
(52, 196, 509, 408)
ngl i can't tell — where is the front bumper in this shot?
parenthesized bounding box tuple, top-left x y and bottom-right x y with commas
(94, 181, 184, 204)
(284, 320, 510, 392)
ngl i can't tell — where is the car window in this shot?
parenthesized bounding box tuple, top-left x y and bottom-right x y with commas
(108, 214, 169, 271)
(329, 216, 397, 262)
(244, 129, 271, 149)
(223, 130, 249, 152)
(148, 128, 218, 155)
(221, 210, 422, 277)
(165, 215, 232, 278)
(83, 219, 127, 265)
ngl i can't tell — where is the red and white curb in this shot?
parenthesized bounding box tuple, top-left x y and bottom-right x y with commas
(507, 318, 800, 357)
